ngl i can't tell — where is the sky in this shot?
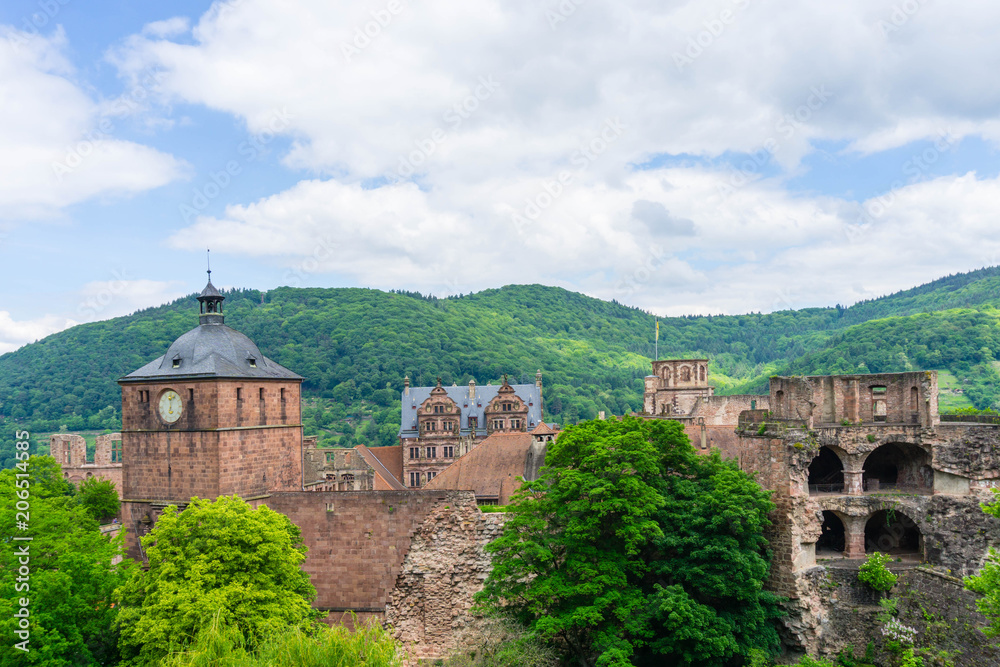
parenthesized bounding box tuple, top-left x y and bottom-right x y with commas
(1, 0, 1000, 353)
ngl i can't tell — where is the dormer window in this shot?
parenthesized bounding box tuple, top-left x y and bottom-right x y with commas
(247, 357, 257, 368)
(172, 359, 181, 368)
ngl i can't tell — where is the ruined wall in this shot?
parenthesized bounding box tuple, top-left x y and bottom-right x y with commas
(795, 566, 1000, 667)
(387, 500, 507, 662)
(770, 372, 937, 428)
(261, 490, 477, 615)
(51, 433, 123, 489)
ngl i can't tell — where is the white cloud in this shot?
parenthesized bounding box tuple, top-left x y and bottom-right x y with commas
(111, 0, 1000, 314)
(169, 168, 1000, 317)
(0, 26, 187, 220)
(0, 311, 75, 354)
(0, 278, 187, 353)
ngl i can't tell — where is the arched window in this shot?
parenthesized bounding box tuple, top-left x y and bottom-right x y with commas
(808, 447, 844, 494)
(680, 366, 691, 382)
(865, 510, 922, 557)
(817, 511, 846, 555)
(863, 443, 932, 492)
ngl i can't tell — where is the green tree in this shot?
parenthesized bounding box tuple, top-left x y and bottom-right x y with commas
(115, 495, 317, 666)
(478, 417, 781, 667)
(76, 477, 120, 523)
(0, 455, 133, 666)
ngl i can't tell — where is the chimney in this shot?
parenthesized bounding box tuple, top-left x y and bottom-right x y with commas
(469, 377, 476, 400)
(404, 375, 410, 396)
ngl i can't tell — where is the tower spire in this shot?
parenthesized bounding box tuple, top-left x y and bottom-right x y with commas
(197, 252, 225, 325)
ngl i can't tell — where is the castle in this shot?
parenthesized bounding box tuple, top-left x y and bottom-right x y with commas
(62, 276, 1000, 663)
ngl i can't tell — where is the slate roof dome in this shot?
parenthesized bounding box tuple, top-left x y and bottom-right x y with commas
(120, 274, 301, 382)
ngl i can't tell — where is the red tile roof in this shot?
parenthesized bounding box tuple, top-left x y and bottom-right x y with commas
(423, 432, 535, 505)
(355, 445, 406, 490)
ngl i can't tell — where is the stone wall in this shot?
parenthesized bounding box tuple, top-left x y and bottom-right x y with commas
(770, 372, 937, 428)
(51, 433, 123, 489)
(261, 490, 478, 616)
(387, 500, 507, 662)
(795, 565, 1000, 667)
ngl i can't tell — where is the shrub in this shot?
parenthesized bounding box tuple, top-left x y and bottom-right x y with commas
(161, 610, 400, 667)
(858, 552, 897, 592)
(442, 614, 557, 667)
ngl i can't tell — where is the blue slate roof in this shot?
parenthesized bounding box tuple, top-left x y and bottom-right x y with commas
(121, 322, 302, 382)
(399, 383, 542, 439)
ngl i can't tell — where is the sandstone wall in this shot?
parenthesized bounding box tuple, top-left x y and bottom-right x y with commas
(262, 490, 478, 616)
(791, 566, 1000, 667)
(386, 501, 507, 662)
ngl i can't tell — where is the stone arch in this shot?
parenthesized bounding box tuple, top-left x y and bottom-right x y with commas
(865, 509, 922, 557)
(808, 446, 845, 494)
(817, 510, 846, 556)
(862, 442, 932, 492)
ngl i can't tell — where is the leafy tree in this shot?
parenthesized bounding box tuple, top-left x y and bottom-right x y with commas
(75, 477, 120, 523)
(0, 455, 133, 666)
(115, 495, 317, 666)
(478, 417, 781, 667)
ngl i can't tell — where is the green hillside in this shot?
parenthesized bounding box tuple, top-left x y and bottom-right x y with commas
(2, 266, 1000, 465)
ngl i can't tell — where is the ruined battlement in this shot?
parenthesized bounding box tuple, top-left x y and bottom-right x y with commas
(769, 371, 938, 428)
(50, 433, 123, 490)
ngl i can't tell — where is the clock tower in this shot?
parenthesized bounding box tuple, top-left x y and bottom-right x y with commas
(118, 274, 304, 560)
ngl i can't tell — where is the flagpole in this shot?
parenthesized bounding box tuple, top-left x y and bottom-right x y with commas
(655, 320, 658, 361)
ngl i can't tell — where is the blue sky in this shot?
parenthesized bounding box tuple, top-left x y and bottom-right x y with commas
(1, 0, 1000, 352)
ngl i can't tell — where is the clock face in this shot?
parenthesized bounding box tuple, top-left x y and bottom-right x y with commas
(158, 390, 183, 423)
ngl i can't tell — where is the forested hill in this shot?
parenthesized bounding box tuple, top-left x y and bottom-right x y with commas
(3, 266, 1000, 443)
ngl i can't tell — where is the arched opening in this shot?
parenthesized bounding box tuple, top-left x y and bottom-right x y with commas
(808, 447, 845, 494)
(865, 510, 922, 557)
(863, 443, 932, 493)
(773, 390, 784, 418)
(817, 511, 846, 556)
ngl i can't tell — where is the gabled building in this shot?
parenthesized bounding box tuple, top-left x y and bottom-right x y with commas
(398, 373, 544, 487)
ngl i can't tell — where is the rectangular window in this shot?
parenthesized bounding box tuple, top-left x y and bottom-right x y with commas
(188, 388, 194, 401)
(111, 440, 122, 463)
(259, 388, 265, 400)
(280, 388, 286, 401)
(409, 472, 420, 488)
(444, 446, 454, 458)
(409, 447, 420, 459)
(237, 388, 243, 401)
(427, 446, 437, 459)
(427, 471, 437, 481)
(327, 452, 336, 463)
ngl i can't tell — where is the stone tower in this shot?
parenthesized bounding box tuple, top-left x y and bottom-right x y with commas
(118, 274, 304, 559)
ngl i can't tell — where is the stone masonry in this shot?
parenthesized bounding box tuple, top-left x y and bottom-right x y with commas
(386, 499, 507, 662)
(735, 372, 1000, 663)
(50, 432, 123, 489)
